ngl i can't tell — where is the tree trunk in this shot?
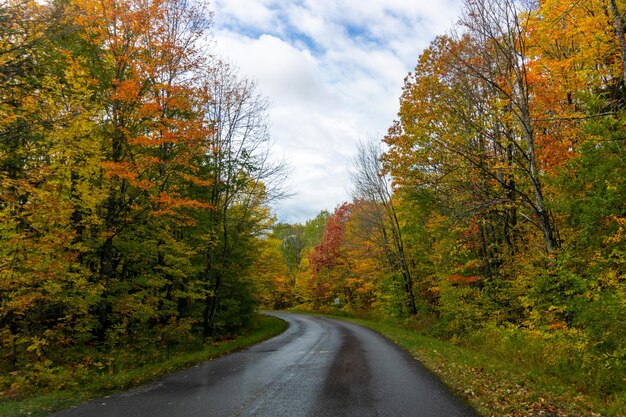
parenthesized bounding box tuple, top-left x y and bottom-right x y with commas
(517, 75, 559, 254)
(504, 141, 517, 249)
(204, 274, 220, 338)
(609, 0, 626, 89)
(97, 236, 114, 341)
(202, 248, 216, 338)
(388, 206, 417, 315)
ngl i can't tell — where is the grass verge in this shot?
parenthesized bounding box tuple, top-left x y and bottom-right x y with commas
(0, 314, 287, 417)
(289, 309, 623, 417)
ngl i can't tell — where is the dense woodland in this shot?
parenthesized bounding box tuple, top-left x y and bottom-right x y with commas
(1, 0, 625, 408)
(257, 0, 626, 404)
(0, 0, 287, 395)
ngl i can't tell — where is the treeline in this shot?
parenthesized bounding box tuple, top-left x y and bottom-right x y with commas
(261, 0, 625, 402)
(1, 0, 285, 394)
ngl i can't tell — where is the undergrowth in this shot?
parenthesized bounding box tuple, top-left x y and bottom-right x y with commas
(289, 308, 625, 417)
(0, 314, 288, 417)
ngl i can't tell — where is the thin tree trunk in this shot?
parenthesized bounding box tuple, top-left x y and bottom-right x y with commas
(205, 273, 221, 337)
(504, 141, 517, 249)
(97, 236, 113, 341)
(202, 247, 215, 338)
(388, 205, 417, 315)
(609, 0, 626, 89)
(518, 76, 558, 254)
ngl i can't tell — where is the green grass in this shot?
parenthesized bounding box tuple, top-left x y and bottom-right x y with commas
(289, 309, 624, 417)
(0, 314, 288, 417)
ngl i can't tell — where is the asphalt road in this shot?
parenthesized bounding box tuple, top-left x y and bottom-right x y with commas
(50, 312, 479, 417)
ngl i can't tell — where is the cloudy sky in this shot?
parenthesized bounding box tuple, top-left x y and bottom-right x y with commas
(211, 0, 464, 223)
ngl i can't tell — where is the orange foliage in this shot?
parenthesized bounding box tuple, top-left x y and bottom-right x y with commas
(447, 274, 481, 285)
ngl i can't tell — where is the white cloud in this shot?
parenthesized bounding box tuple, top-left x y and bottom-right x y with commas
(211, 0, 464, 223)
(216, 33, 323, 102)
(211, 0, 277, 31)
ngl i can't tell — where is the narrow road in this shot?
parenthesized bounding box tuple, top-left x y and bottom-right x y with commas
(50, 312, 478, 417)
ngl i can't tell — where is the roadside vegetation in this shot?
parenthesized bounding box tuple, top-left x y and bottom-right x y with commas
(0, 315, 287, 417)
(349, 314, 624, 417)
(291, 309, 623, 417)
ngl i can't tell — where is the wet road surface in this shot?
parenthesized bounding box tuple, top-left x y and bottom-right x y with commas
(50, 312, 479, 417)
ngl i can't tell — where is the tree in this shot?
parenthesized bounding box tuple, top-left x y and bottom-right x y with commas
(0, 0, 291, 395)
(308, 203, 354, 307)
(251, 236, 292, 309)
(609, 0, 626, 89)
(272, 222, 305, 288)
(70, 0, 214, 341)
(197, 60, 288, 337)
(350, 140, 417, 315)
(457, 0, 559, 254)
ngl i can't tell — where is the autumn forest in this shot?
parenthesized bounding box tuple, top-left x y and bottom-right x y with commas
(1, 0, 625, 414)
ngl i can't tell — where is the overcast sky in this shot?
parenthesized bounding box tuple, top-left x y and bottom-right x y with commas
(211, 0, 464, 224)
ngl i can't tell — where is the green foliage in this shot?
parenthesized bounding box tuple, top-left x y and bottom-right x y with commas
(0, 0, 282, 400)
(251, 210, 331, 309)
(272, 222, 306, 277)
(0, 314, 287, 417)
(435, 281, 486, 336)
(302, 210, 330, 247)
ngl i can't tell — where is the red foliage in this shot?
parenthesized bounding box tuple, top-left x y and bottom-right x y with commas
(447, 274, 481, 285)
(308, 202, 354, 273)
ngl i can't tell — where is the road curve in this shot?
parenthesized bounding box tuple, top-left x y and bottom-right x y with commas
(50, 312, 479, 417)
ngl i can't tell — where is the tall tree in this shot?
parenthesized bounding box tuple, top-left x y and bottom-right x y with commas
(197, 60, 288, 337)
(457, 0, 559, 254)
(72, 0, 213, 340)
(351, 140, 417, 315)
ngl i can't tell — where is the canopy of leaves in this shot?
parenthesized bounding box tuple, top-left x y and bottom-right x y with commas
(0, 0, 286, 397)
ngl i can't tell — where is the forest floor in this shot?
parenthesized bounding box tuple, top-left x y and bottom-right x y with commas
(289, 309, 624, 417)
(0, 315, 288, 417)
